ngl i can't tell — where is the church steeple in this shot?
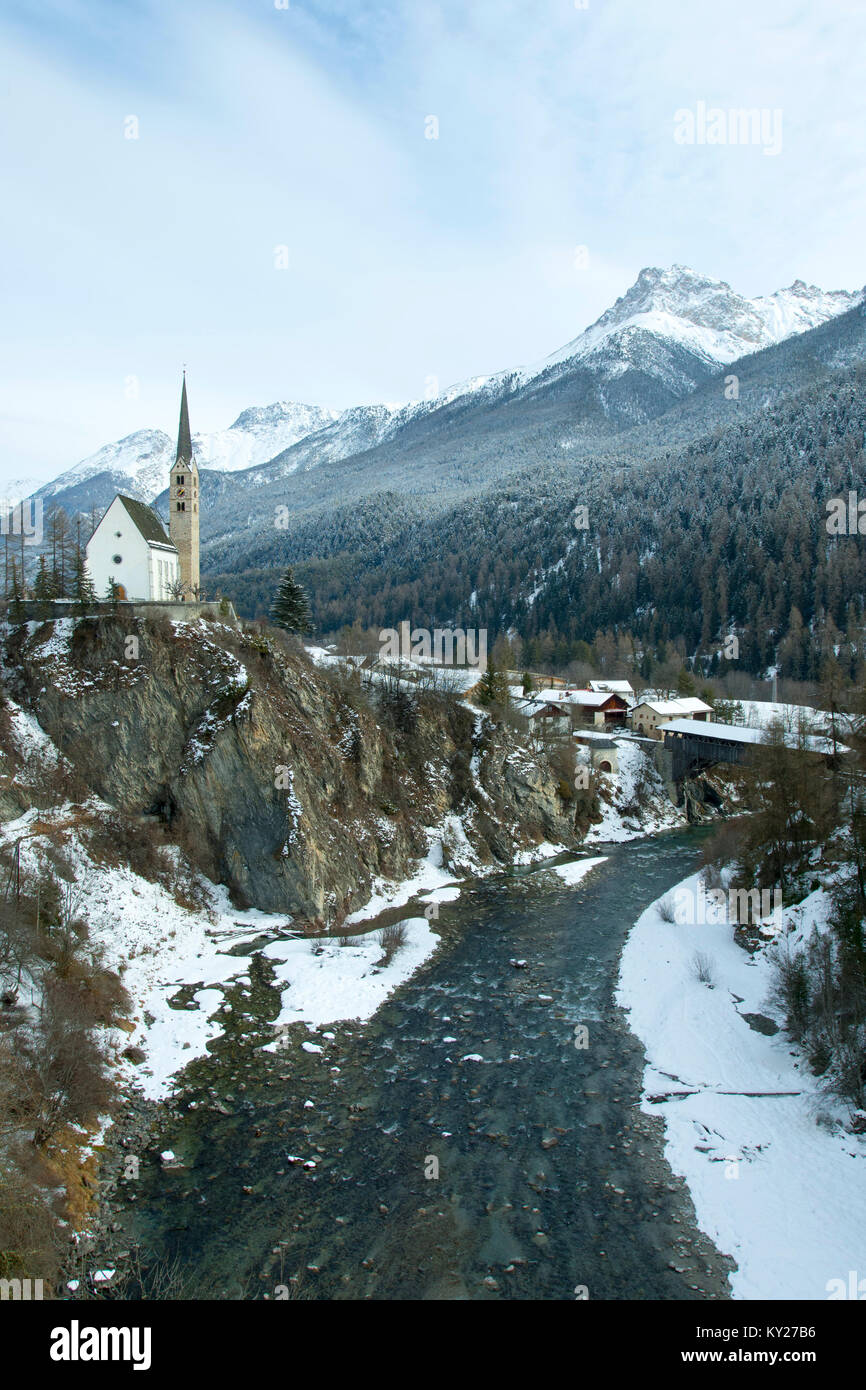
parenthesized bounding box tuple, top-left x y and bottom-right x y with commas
(176, 370, 193, 463)
(168, 371, 200, 601)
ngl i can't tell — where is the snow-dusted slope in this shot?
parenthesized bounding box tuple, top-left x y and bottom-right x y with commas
(357, 266, 863, 414)
(200, 401, 338, 473)
(36, 429, 175, 504)
(36, 402, 339, 504)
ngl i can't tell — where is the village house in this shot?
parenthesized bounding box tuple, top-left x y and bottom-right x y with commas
(630, 696, 713, 738)
(588, 678, 636, 709)
(523, 688, 629, 728)
(514, 697, 572, 739)
(554, 688, 629, 728)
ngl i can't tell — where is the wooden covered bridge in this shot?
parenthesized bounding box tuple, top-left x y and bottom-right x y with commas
(661, 717, 843, 784)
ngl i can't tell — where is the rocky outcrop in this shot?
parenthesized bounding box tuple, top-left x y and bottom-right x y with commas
(2, 615, 577, 923)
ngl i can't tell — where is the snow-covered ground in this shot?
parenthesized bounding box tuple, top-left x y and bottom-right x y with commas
(263, 917, 439, 1040)
(736, 699, 823, 731)
(0, 804, 449, 1102)
(584, 738, 684, 844)
(552, 856, 608, 885)
(344, 830, 463, 923)
(305, 645, 482, 694)
(618, 870, 866, 1299)
(513, 840, 569, 865)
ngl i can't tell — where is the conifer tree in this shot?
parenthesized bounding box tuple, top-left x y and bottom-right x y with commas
(32, 555, 55, 601)
(270, 566, 311, 634)
(48, 506, 73, 598)
(32, 555, 55, 618)
(676, 667, 697, 697)
(476, 662, 509, 711)
(8, 562, 24, 624)
(71, 549, 97, 609)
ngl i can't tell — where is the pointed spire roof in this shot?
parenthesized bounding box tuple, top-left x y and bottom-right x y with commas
(176, 371, 194, 464)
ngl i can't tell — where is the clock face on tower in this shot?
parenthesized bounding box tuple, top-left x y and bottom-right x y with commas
(176, 488, 186, 497)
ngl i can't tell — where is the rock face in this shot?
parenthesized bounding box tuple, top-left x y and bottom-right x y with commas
(3, 614, 577, 923)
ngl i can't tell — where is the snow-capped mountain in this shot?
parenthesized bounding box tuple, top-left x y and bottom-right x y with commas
(371, 266, 863, 416)
(35, 429, 176, 506)
(35, 402, 340, 505)
(202, 401, 338, 473)
(28, 264, 863, 513)
(526, 265, 862, 383)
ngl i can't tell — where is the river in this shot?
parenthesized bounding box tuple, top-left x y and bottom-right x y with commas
(106, 826, 735, 1300)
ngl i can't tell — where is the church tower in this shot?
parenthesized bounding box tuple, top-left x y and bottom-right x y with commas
(168, 372, 200, 601)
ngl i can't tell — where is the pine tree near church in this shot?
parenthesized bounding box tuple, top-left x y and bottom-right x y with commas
(71, 549, 97, 609)
(270, 566, 311, 634)
(32, 555, 56, 602)
(32, 555, 56, 618)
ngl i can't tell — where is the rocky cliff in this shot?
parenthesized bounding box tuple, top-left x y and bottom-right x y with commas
(2, 613, 578, 923)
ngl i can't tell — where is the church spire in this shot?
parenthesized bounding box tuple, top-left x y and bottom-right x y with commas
(169, 370, 201, 602)
(176, 371, 193, 463)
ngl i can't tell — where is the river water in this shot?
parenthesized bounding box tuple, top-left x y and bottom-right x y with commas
(112, 826, 735, 1300)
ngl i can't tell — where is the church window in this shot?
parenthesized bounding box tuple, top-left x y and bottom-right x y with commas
(177, 475, 185, 485)
(176, 501, 185, 511)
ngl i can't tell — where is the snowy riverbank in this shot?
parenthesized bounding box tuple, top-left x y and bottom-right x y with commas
(617, 869, 866, 1299)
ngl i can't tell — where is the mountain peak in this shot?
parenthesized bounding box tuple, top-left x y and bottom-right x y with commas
(229, 401, 338, 434)
(533, 264, 862, 379)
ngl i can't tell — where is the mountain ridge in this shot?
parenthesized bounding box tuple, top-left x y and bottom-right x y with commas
(27, 264, 863, 515)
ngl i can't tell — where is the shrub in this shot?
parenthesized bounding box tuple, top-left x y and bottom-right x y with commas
(378, 921, 407, 965)
(691, 951, 715, 986)
(657, 894, 677, 923)
(769, 949, 811, 1042)
(0, 1160, 60, 1283)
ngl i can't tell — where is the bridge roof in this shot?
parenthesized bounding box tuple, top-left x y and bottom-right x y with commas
(663, 718, 849, 754)
(663, 718, 766, 743)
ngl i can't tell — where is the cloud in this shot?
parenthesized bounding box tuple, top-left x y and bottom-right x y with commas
(1, 0, 864, 483)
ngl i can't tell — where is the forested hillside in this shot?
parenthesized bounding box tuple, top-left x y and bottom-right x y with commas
(209, 364, 866, 681)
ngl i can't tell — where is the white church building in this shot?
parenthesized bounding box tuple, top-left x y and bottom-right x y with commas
(85, 493, 180, 602)
(85, 374, 201, 603)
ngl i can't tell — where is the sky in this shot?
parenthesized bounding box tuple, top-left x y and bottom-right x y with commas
(1, 0, 865, 489)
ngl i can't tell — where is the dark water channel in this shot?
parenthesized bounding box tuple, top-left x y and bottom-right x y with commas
(113, 827, 735, 1300)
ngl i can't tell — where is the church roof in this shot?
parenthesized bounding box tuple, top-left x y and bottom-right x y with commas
(176, 372, 194, 464)
(116, 494, 174, 548)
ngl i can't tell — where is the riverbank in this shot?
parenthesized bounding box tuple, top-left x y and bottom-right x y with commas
(617, 869, 866, 1299)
